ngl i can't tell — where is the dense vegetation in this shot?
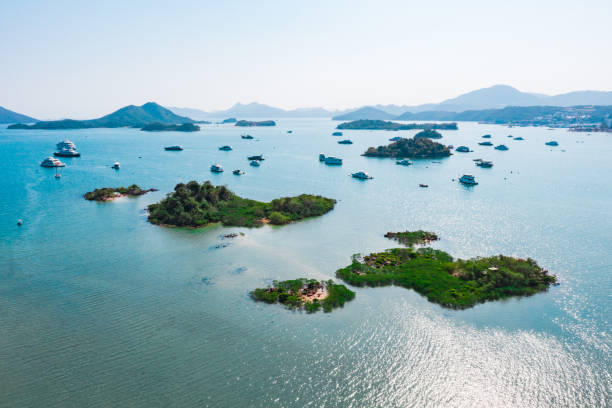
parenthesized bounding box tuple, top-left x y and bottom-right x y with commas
(147, 181, 336, 228)
(140, 122, 200, 132)
(235, 120, 276, 127)
(363, 137, 451, 159)
(84, 185, 155, 201)
(336, 247, 557, 309)
(384, 230, 439, 246)
(336, 120, 458, 131)
(414, 129, 442, 139)
(250, 278, 356, 313)
(7, 102, 193, 129)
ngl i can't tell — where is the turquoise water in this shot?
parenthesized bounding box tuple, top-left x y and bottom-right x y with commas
(0, 119, 610, 407)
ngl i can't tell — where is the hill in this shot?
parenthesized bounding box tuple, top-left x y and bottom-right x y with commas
(8, 102, 193, 130)
(0, 106, 37, 124)
(169, 103, 344, 119)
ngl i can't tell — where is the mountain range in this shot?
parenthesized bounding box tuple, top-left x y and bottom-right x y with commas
(168, 103, 344, 120)
(7, 102, 193, 130)
(0, 106, 37, 124)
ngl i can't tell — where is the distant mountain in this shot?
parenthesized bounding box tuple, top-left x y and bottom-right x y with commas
(8, 102, 193, 130)
(332, 106, 396, 121)
(169, 102, 343, 119)
(0, 106, 37, 124)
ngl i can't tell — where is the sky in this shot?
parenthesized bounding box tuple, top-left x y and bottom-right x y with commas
(1, 0, 611, 119)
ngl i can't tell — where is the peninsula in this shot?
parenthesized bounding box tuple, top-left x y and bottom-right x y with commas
(336, 246, 557, 309)
(363, 137, 451, 159)
(336, 120, 458, 131)
(140, 122, 200, 132)
(84, 185, 157, 201)
(147, 181, 335, 228)
(250, 278, 355, 313)
(235, 120, 276, 127)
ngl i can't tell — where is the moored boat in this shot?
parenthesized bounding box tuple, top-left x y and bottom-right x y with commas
(40, 156, 66, 168)
(232, 169, 245, 175)
(164, 145, 183, 151)
(249, 160, 260, 167)
(482, 134, 492, 138)
(351, 171, 372, 180)
(247, 155, 264, 161)
(476, 160, 493, 168)
(324, 156, 342, 165)
(338, 139, 353, 144)
(112, 162, 120, 169)
(459, 174, 478, 185)
(319, 153, 326, 162)
(455, 146, 470, 153)
(495, 144, 509, 150)
(210, 164, 223, 172)
(219, 145, 232, 151)
(545, 141, 559, 146)
(479, 141, 493, 146)
(332, 132, 342, 136)
(389, 136, 402, 142)
(396, 159, 413, 166)
(241, 134, 254, 139)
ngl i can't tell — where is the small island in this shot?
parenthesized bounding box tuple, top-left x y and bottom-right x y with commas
(363, 137, 451, 159)
(219, 117, 237, 124)
(84, 185, 157, 201)
(140, 122, 200, 132)
(336, 120, 458, 131)
(384, 230, 439, 246)
(235, 120, 276, 127)
(336, 246, 557, 309)
(147, 181, 335, 228)
(250, 278, 355, 313)
(414, 129, 442, 139)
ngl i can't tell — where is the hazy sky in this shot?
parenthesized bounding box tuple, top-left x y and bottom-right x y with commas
(1, 0, 611, 119)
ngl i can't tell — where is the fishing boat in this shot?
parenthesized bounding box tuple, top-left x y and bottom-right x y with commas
(459, 174, 478, 185)
(419, 184, 428, 188)
(545, 141, 559, 146)
(338, 140, 353, 144)
(164, 145, 184, 151)
(479, 141, 493, 146)
(40, 157, 66, 168)
(241, 134, 254, 139)
(495, 144, 509, 150)
(247, 155, 264, 161)
(396, 159, 413, 166)
(455, 146, 470, 153)
(219, 145, 233, 151)
(324, 156, 342, 165)
(351, 171, 372, 180)
(210, 164, 224, 172)
(232, 170, 245, 175)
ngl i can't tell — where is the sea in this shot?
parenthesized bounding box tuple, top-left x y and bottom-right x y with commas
(0, 119, 610, 407)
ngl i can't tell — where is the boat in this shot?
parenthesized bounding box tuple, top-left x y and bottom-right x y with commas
(232, 169, 245, 175)
(389, 136, 403, 142)
(287, 130, 293, 134)
(351, 171, 372, 179)
(479, 141, 493, 146)
(112, 162, 120, 169)
(247, 155, 264, 161)
(324, 156, 342, 165)
(332, 132, 342, 136)
(56, 140, 76, 150)
(249, 160, 260, 167)
(241, 134, 254, 139)
(40, 156, 66, 168)
(545, 141, 559, 146)
(319, 153, 326, 162)
(17, 219, 23, 226)
(482, 134, 492, 138)
(219, 145, 233, 151)
(494, 144, 509, 150)
(459, 174, 478, 185)
(396, 159, 413, 166)
(338, 139, 353, 144)
(419, 184, 428, 188)
(476, 160, 493, 168)
(507, 135, 513, 138)
(210, 164, 224, 172)
(164, 145, 183, 151)
(455, 146, 470, 153)
(514, 136, 524, 140)
(473, 158, 482, 162)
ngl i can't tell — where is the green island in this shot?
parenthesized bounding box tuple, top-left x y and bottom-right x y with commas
(235, 120, 276, 127)
(140, 122, 200, 132)
(363, 137, 451, 158)
(414, 129, 442, 139)
(250, 279, 356, 313)
(336, 246, 557, 309)
(384, 230, 439, 246)
(336, 120, 458, 131)
(147, 181, 335, 228)
(84, 185, 157, 201)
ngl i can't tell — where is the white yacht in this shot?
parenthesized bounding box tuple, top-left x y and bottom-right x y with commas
(56, 140, 76, 150)
(351, 171, 372, 180)
(396, 159, 413, 166)
(41, 156, 66, 168)
(324, 156, 342, 165)
(54, 140, 80, 157)
(210, 164, 224, 172)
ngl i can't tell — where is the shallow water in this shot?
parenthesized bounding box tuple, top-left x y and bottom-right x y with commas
(0, 119, 610, 407)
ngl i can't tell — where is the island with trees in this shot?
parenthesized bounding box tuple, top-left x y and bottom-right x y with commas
(140, 122, 200, 132)
(84, 185, 157, 201)
(363, 137, 451, 159)
(336, 238, 557, 309)
(414, 129, 443, 139)
(336, 120, 458, 131)
(220, 117, 237, 123)
(384, 230, 439, 246)
(250, 278, 356, 313)
(147, 181, 335, 228)
(235, 120, 276, 127)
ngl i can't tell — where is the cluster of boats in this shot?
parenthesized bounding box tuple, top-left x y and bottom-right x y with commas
(318, 154, 372, 179)
(40, 140, 81, 169)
